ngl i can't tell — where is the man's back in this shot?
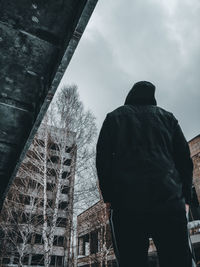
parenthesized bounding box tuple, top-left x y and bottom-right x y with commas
(96, 83, 193, 212)
(96, 81, 193, 267)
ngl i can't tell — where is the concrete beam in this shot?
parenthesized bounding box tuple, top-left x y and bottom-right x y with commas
(0, 0, 98, 210)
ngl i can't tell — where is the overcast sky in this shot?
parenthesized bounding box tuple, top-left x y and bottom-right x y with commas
(59, 0, 200, 141)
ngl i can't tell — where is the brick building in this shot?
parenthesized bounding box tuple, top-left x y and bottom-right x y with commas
(76, 200, 159, 267)
(0, 124, 76, 266)
(188, 134, 200, 264)
(189, 134, 200, 205)
(77, 200, 115, 267)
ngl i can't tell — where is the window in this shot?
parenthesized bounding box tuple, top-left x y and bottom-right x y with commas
(57, 256, 63, 266)
(48, 168, 57, 177)
(62, 171, 70, 179)
(49, 156, 59, 164)
(50, 256, 63, 266)
(90, 230, 99, 254)
(27, 150, 34, 158)
(79, 234, 90, 256)
(65, 146, 73, 153)
(2, 258, 10, 264)
(29, 179, 37, 189)
(50, 255, 56, 265)
(31, 254, 44, 265)
(53, 236, 64, 246)
(13, 252, 20, 264)
(22, 213, 30, 224)
(14, 178, 25, 187)
(27, 233, 32, 244)
(34, 234, 43, 244)
(34, 198, 43, 207)
(37, 139, 45, 147)
(16, 194, 31, 205)
(56, 217, 67, 227)
(49, 143, 59, 151)
(58, 201, 68, 210)
(30, 164, 40, 173)
(22, 255, 29, 265)
(47, 199, 53, 208)
(38, 198, 44, 207)
(36, 215, 44, 225)
(47, 182, 55, 192)
(22, 162, 42, 174)
(27, 150, 44, 160)
(64, 159, 71, 166)
(19, 194, 24, 203)
(10, 211, 19, 223)
(47, 216, 52, 226)
(24, 195, 31, 205)
(17, 232, 23, 244)
(61, 186, 69, 194)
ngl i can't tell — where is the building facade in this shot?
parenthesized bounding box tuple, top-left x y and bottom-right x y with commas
(76, 200, 159, 267)
(77, 200, 116, 267)
(188, 134, 200, 265)
(0, 124, 76, 266)
(189, 134, 200, 204)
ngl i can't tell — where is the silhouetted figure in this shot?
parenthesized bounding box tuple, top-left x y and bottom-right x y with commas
(96, 81, 193, 267)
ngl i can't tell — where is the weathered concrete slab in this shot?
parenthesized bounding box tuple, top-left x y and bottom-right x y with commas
(0, 23, 57, 105)
(0, 0, 99, 210)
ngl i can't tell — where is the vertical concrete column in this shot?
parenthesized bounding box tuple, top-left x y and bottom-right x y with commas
(0, 0, 98, 210)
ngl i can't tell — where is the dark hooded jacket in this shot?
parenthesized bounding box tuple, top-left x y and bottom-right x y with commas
(96, 81, 193, 212)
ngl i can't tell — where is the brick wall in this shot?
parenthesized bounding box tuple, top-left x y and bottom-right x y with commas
(189, 135, 200, 203)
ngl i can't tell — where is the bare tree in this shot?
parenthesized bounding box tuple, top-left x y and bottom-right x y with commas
(52, 84, 99, 265)
(0, 84, 98, 267)
(76, 200, 114, 267)
(53, 84, 98, 205)
(26, 117, 76, 267)
(0, 168, 42, 266)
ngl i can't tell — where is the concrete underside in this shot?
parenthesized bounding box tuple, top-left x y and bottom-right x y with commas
(0, 0, 98, 209)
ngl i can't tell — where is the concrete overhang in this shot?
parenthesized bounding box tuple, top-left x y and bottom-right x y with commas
(0, 0, 98, 210)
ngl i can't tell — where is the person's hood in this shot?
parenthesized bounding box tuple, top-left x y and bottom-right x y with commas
(124, 81, 157, 106)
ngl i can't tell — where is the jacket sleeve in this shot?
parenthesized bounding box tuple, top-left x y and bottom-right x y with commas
(96, 114, 113, 203)
(172, 118, 193, 205)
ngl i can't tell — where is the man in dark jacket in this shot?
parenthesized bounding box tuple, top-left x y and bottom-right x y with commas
(96, 81, 193, 267)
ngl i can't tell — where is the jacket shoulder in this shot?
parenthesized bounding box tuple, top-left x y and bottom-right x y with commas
(107, 105, 178, 126)
(107, 105, 135, 117)
(108, 105, 176, 118)
(156, 106, 177, 121)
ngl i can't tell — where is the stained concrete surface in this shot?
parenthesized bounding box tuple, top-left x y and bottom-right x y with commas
(0, 0, 98, 209)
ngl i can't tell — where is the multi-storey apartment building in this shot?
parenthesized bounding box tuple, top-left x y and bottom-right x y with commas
(0, 124, 76, 266)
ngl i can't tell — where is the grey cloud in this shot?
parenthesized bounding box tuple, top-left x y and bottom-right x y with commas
(61, 0, 200, 140)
